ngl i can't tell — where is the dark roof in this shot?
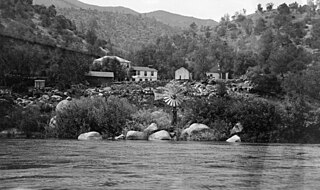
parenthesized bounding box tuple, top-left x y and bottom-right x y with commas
(85, 71, 114, 78)
(132, 66, 157, 72)
(208, 65, 220, 73)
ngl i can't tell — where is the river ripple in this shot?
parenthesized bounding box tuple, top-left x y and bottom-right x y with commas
(1, 139, 320, 190)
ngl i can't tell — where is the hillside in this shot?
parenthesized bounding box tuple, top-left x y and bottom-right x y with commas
(33, 0, 139, 15)
(0, 1, 89, 53)
(33, 0, 217, 29)
(57, 8, 179, 53)
(145, 10, 218, 29)
(214, 5, 320, 54)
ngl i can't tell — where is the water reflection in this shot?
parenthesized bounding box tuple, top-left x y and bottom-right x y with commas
(0, 140, 320, 190)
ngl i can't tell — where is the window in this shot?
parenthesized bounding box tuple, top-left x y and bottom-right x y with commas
(140, 79, 143, 81)
(144, 71, 147, 76)
(151, 71, 154, 76)
(137, 71, 140, 76)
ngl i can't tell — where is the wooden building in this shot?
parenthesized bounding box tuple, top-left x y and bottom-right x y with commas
(85, 71, 114, 86)
(175, 67, 191, 80)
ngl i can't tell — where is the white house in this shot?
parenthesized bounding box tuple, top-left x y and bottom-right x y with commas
(131, 66, 158, 82)
(175, 67, 191, 80)
(206, 65, 230, 80)
(93, 56, 131, 68)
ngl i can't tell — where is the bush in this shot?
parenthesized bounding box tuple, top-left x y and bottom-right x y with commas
(52, 96, 136, 139)
(182, 96, 282, 142)
(10, 105, 51, 138)
(128, 109, 172, 131)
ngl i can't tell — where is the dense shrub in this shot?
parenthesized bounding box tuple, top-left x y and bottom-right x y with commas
(182, 96, 282, 142)
(10, 105, 51, 138)
(52, 96, 136, 139)
(276, 97, 320, 143)
(127, 109, 171, 131)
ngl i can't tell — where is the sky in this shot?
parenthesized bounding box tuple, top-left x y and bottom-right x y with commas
(79, 0, 307, 21)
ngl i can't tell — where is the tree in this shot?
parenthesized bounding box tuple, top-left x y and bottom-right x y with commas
(266, 3, 274, 11)
(254, 18, 266, 35)
(277, 3, 291, 14)
(85, 29, 98, 45)
(289, 2, 299, 10)
(283, 65, 320, 101)
(257, 4, 263, 12)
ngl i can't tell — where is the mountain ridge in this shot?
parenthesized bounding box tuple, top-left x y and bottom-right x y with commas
(145, 10, 218, 29)
(33, 0, 218, 28)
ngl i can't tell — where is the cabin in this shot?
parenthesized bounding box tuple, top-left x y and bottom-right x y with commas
(206, 66, 230, 80)
(175, 67, 191, 80)
(131, 66, 158, 82)
(34, 80, 45, 89)
(85, 71, 114, 86)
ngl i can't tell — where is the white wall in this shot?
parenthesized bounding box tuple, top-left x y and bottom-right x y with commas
(206, 73, 220, 79)
(175, 69, 190, 80)
(134, 70, 158, 81)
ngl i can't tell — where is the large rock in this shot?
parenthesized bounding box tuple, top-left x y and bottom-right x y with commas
(78, 131, 102, 141)
(230, 122, 243, 135)
(126, 131, 147, 140)
(226, 135, 241, 143)
(148, 130, 171, 141)
(181, 123, 210, 137)
(49, 116, 57, 128)
(115, 134, 125, 140)
(55, 99, 70, 112)
(0, 128, 24, 138)
(143, 123, 158, 134)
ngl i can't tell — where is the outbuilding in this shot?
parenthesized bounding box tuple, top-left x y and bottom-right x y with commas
(175, 67, 191, 80)
(85, 71, 114, 86)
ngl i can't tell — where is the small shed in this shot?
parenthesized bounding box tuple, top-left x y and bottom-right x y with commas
(175, 67, 191, 80)
(85, 71, 114, 86)
(34, 80, 45, 89)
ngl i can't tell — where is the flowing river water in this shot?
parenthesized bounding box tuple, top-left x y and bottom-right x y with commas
(1, 139, 320, 190)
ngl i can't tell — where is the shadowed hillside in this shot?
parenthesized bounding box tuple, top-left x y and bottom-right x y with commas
(57, 8, 180, 53)
(33, 0, 139, 15)
(145, 10, 218, 29)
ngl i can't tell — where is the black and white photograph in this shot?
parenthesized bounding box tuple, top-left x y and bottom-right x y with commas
(1, 0, 320, 189)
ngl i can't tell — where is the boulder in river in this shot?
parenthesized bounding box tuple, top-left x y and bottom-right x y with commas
(78, 131, 102, 141)
(126, 131, 147, 140)
(143, 123, 158, 134)
(230, 122, 243, 135)
(181, 123, 209, 137)
(49, 116, 57, 128)
(226, 135, 241, 143)
(115, 134, 125, 140)
(148, 130, 171, 141)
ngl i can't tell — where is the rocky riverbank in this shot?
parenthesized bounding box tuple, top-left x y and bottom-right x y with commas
(1, 78, 290, 143)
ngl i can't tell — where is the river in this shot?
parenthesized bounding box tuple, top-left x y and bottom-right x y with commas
(0, 139, 320, 190)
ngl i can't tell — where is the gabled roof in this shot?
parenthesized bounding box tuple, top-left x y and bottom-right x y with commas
(94, 56, 131, 63)
(85, 71, 114, 78)
(175, 67, 189, 72)
(132, 66, 157, 72)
